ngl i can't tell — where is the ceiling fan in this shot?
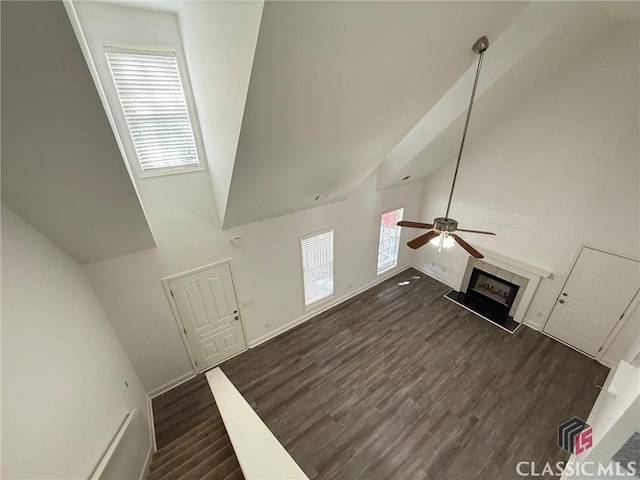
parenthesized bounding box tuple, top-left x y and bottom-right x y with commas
(399, 36, 495, 259)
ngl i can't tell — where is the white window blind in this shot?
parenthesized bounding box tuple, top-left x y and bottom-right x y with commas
(300, 229, 334, 307)
(105, 50, 200, 173)
(377, 208, 403, 274)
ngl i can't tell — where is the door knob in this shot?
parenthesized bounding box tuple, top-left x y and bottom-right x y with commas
(234, 315, 239, 320)
(562, 293, 568, 297)
(559, 299, 565, 304)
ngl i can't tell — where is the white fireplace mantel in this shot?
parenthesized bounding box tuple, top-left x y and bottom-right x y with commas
(477, 247, 552, 279)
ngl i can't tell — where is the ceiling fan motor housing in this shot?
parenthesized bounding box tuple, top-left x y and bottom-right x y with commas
(434, 217, 458, 232)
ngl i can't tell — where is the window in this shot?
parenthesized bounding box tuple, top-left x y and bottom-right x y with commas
(105, 49, 201, 175)
(377, 208, 403, 274)
(300, 229, 334, 307)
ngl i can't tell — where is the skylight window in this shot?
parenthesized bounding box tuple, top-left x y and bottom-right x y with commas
(105, 50, 202, 175)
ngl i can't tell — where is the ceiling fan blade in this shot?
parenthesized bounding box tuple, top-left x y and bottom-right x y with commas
(407, 230, 439, 249)
(450, 234, 484, 258)
(397, 220, 434, 229)
(457, 228, 496, 235)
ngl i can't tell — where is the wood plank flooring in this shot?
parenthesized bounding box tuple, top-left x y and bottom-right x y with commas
(153, 268, 609, 479)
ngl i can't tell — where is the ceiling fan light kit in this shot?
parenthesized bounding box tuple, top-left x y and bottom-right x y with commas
(429, 230, 456, 251)
(399, 36, 495, 259)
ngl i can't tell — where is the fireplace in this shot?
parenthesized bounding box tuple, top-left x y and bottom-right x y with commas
(439, 250, 551, 333)
(467, 268, 520, 313)
(444, 260, 530, 333)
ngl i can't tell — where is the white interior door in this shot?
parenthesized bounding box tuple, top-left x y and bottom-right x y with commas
(169, 263, 247, 371)
(543, 247, 639, 357)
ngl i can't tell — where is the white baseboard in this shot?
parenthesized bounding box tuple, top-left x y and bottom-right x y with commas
(147, 396, 157, 453)
(523, 317, 542, 330)
(148, 370, 196, 399)
(600, 356, 616, 368)
(138, 445, 153, 480)
(146, 371, 195, 459)
(414, 261, 610, 369)
(410, 264, 457, 289)
(146, 266, 410, 411)
(534, 324, 615, 369)
(248, 265, 414, 348)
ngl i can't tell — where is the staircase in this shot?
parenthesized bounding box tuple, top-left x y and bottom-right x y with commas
(148, 368, 307, 480)
(146, 406, 243, 480)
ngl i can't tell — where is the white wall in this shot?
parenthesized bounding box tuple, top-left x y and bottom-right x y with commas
(1, 205, 150, 480)
(84, 173, 423, 393)
(74, 2, 424, 393)
(413, 24, 639, 365)
(73, 2, 637, 399)
(563, 362, 640, 479)
(73, 1, 263, 230)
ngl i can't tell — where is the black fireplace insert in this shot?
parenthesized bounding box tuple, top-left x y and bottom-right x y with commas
(466, 267, 520, 313)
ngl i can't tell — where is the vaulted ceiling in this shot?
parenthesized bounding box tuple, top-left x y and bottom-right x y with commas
(223, 1, 527, 227)
(224, 1, 635, 227)
(376, 1, 636, 191)
(1, 1, 156, 263)
(3, 0, 636, 263)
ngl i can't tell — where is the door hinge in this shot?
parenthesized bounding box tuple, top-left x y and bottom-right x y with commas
(598, 346, 603, 352)
(170, 290, 174, 298)
(183, 328, 187, 335)
(619, 313, 624, 320)
(194, 361, 198, 366)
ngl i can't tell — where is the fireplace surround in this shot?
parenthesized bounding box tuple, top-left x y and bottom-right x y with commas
(444, 248, 553, 333)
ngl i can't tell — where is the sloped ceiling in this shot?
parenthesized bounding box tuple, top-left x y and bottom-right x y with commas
(222, 1, 528, 228)
(1, 1, 155, 264)
(35, 0, 634, 240)
(376, 1, 637, 191)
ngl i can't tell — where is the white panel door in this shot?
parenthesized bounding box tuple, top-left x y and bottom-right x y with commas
(169, 264, 246, 370)
(543, 248, 639, 356)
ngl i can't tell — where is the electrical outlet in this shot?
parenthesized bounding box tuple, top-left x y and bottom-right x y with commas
(348, 283, 352, 289)
(536, 312, 543, 318)
(264, 322, 270, 329)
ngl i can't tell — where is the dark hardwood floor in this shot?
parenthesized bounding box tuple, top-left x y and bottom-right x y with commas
(153, 268, 609, 479)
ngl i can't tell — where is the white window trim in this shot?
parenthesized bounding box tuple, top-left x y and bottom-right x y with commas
(377, 206, 404, 276)
(299, 227, 335, 312)
(99, 44, 207, 179)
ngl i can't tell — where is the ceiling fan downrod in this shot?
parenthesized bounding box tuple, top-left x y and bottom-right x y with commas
(398, 36, 495, 259)
(444, 36, 489, 220)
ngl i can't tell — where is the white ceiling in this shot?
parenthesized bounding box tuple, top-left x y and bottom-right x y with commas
(12, 0, 633, 248)
(1, 1, 156, 264)
(222, 1, 528, 227)
(376, 1, 636, 191)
